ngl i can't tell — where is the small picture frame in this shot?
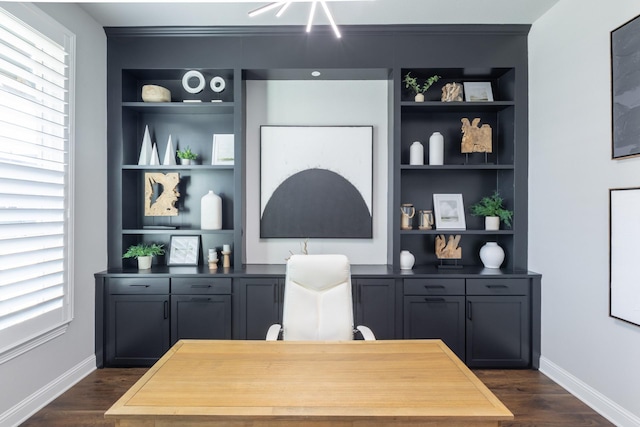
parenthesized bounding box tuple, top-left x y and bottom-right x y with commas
(212, 134, 235, 165)
(433, 194, 466, 230)
(168, 235, 200, 265)
(463, 82, 494, 102)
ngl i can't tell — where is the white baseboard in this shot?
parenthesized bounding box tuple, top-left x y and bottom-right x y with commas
(540, 356, 640, 427)
(0, 355, 96, 427)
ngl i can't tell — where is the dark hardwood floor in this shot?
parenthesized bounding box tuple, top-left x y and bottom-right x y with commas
(20, 368, 614, 426)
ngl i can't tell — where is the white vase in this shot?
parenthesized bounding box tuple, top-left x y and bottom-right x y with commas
(400, 250, 415, 270)
(201, 190, 222, 230)
(137, 255, 152, 270)
(180, 158, 191, 165)
(414, 93, 425, 102)
(479, 242, 505, 269)
(409, 141, 424, 165)
(429, 132, 444, 165)
(485, 216, 500, 230)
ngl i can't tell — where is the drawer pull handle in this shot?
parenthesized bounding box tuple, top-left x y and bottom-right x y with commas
(425, 297, 445, 302)
(486, 285, 508, 289)
(424, 285, 445, 289)
(192, 284, 212, 289)
(191, 297, 211, 302)
(131, 284, 150, 288)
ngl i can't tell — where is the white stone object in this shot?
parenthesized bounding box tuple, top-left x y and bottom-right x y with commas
(138, 125, 152, 165)
(137, 255, 152, 270)
(429, 131, 444, 165)
(182, 70, 205, 94)
(210, 76, 226, 93)
(201, 190, 222, 230)
(163, 135, 176, 165)
(399, 250, 415, 270)
(141, 84, 171, 102)
(479, 242, 505, 269)
(409, 141, 424, 165)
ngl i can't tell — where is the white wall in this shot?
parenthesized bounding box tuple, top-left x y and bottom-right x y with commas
(529, 1, 640, 424)
(0, 3, 106, 426)
(244, 80, 389, 265)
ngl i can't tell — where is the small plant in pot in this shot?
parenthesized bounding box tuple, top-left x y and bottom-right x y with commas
(470, 191, 513, 230)
(123, 243, 165, 270)
(404, 72, 441, 102)
(176, 146, 198, 165)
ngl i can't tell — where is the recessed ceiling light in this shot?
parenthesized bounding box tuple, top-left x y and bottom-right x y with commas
(311, 71, 321, 77)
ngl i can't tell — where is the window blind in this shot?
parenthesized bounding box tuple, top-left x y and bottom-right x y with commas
(0, 6, 73, 358)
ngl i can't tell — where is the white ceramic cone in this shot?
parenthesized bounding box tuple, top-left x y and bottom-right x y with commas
(150, 142, 160, 165)
(138, 125, 152, 165)
(163, 135, 176, 165)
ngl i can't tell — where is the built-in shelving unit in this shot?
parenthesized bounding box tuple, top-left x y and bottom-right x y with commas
(395, 67, 524, 270)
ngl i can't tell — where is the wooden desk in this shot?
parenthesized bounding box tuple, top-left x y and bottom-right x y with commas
(105, 339, 513, 426)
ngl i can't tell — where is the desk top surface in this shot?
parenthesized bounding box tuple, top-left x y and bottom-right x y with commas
(105, 339, 513, 422)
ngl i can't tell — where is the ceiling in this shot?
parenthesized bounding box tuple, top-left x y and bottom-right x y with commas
(70, 0, 560, 28)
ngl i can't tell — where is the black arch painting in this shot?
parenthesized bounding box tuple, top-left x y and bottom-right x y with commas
(261, 168, 372, 238)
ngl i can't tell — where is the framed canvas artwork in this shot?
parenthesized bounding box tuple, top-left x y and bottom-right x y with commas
(260, 125, 373, 238)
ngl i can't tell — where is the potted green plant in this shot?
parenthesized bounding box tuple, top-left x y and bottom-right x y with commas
(404, 72, 441, 102)
(123, 243, 165, 270)
(176, 146, 198, 165)
(469, 191, 513, 230)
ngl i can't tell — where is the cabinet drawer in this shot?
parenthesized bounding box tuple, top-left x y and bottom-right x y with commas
(108, 278, 170, 294)
(404, 279, 465, 295)
(171, 278, 232, 294)
(466, 279, 529, 296)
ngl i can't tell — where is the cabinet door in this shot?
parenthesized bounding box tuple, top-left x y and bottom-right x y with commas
(239, 278, 283, 340)
(354, 279, 396, 339)
(170, 295, 231, 345)
(403, 295, 465, 360)
(106, 294, 170, 367)
(466, 295, 530, 367)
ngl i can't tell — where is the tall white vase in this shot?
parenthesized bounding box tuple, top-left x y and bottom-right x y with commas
(429, 132, 444, 165)
(479, 242, 505, 269)
(201, 190, 222, 230)
(400, 250, 415, 270)
(409, 141, 424, 165)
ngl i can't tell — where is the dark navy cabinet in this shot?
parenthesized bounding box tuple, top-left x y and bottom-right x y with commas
(236, 277, 283, 340)
(353, 278, 397, 340)
(105, 278, 170, 367)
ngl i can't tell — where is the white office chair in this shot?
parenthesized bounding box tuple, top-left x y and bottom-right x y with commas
(266, 254, 375, 341)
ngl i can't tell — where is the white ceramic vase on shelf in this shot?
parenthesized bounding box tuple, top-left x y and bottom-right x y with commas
(399, 250, 415, 270)
(409, 141, 424, 165)
(429, 131, 444, 165)
(201, 190, 222, 230)
(479, 242, 505, 269)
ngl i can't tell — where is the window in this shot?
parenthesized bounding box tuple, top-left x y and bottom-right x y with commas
(0, 5, 74, 362)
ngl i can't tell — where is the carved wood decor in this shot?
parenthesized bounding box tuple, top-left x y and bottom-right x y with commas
(441, 82, 463, 102)
(435, 234, 462, 259)
(461, 118, 492, 153)
(144, 172, 180, 216)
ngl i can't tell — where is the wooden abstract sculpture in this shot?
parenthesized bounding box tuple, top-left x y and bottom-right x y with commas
(441, 82, 463, 102)
(435, 234, 462, 259)
(461, 118, 492, 153)
(144, 172, 180, 216)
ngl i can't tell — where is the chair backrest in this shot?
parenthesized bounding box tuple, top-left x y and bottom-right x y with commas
(282, 254, 354, 341)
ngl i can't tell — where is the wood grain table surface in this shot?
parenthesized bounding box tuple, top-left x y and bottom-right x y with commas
(105, 339, 513, 426)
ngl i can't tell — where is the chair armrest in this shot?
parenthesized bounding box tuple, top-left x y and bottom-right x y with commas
(356, 325, 376, 341)
(266, 324, 282, 341)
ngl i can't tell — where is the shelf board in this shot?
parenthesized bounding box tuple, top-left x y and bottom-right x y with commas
(400, 100, 514, 112)
(400, 164, 514, 170)
(122, 165, 234, 171)
(123, 229, 235, 235)
(400, 229, 514, 235)
(121, 101, 235, 114)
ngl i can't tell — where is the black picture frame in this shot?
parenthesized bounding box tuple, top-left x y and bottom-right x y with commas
(611, 14, 640, 159)
(168, 235, 200, 266)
